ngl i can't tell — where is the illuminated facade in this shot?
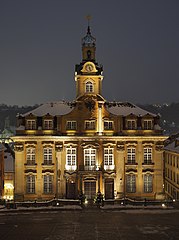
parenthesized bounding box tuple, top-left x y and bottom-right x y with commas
(164, 137, 179, 200)
(0, 144, 4, 199)
(13, 26, 167, 201)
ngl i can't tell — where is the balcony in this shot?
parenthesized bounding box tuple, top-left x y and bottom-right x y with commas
(78, 165, 101, 171)
(104, 165, 115, 171)
(65, 165, 77, 171)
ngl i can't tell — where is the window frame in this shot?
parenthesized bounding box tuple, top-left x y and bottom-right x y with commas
(43, 148, 53, 165)
(84, 148, 96, 170)
(104, 121, 113, 130)
(26, 175, 35, 194)
(43, 174, 53, 194)
(85, 81, 93, 93)
(104, 148, 114, 170)
(143, 147, 152, 165)
(26, 120, 36, 130)
(85, 120, 95, 130)
(66, 147, 77, 171)
(43, 119, 53, 130)
(26, 147, 36, 165)
(66, 121, 77, 130)
(126, 174, 136, 193)
(144, 174, 153, 193)
(127, 148, 136, 164)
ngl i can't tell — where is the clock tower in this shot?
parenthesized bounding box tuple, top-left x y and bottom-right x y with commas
(75, 26, 104, 99)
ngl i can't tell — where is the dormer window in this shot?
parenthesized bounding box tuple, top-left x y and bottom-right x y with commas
(86, 81, 93, 93)
(26, 120, 36, 130)
(85, 120, 95, 130)
(66, 121, 77, 130)
(104, 121, 113, 130)
(127, 120, 136, 130)
(43, 120, 53, 130)
(143, 120, 153, 130)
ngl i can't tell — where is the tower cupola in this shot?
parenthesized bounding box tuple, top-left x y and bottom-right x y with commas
(82, 26, 96, 61)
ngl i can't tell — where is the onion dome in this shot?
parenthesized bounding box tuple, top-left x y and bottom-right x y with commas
(82, 26, 96, 47)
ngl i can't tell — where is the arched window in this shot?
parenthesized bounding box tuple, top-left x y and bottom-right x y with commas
(86, 81, 93, 93)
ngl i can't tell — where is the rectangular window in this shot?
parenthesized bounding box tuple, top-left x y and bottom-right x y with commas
(43, 120, 53, 130)
(26, 120, 36, 130)
(127, 148, 136, 164)
(43, 148, 52, 165)
(144, 174, 153, 193)
(127, 120, 136, 130)
(66, 121, 77, 130)
(143, 120, 153, 130)
(126, 174, 136, 193)
(66, 148, 76, 171)
(104, 121, 113, 130)
(85, 121, 95, 130)
(26, 175, 35, 194)
(144, 148, 152, 164)
(44, 175, 53, 194)
(84, 148, 96, 170)
(104, 148, 114, 170)
(26, 148, 35, 165)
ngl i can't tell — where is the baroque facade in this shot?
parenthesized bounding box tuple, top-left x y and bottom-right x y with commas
(164, 136, 179, 200)
(13, 26, 167, 201)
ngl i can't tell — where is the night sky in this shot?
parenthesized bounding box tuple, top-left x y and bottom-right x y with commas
(0, 0, 179, 106)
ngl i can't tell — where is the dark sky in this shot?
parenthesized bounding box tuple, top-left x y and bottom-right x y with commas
(0, 0, 179, 106)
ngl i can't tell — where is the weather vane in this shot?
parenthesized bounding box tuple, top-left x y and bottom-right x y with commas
(86, 15, 92, 27)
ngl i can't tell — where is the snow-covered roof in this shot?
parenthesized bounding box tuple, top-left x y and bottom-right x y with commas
(22, 101, 74, 117)
(165, 137, 179, 154)
(106, 102, 156, 117)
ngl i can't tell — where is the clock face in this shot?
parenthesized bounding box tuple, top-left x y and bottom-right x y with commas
(85, 64, 93, 72)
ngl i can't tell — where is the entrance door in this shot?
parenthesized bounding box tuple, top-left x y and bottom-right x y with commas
(66, 182, 76, 199)
(84, 181, 96, 199)
(105, 178, 114, 199)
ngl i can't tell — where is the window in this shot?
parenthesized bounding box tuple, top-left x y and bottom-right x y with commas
(127, 148, 136, 164)
(86, 81, 93, 93)
(84, 148, 96, 170)
(43, 120, 53, 130)
(26, 148, 35, 165)
(126, 174, 136, 193)
(44, 175, 53, 194)
(43, 148, 52, 165)
(85, 120, 95, 130)
(104, 148, 114, 170)
(144, 148, 152, 164)
(104, 121, 113, 130)
(144, 174, 153, 193)
(143, 120, 153, 130)
(26, 120, 36, 130)
(66, 148, 76, 171)
(127, 120, 136, 130)
(66, 121, 77, 130)
(26, 175, 35, 194)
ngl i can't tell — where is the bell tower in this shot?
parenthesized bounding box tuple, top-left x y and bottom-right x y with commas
(75, 23, 104, 99)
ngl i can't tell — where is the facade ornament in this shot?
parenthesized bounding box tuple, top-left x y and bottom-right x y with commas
(14, 142, 24, 152)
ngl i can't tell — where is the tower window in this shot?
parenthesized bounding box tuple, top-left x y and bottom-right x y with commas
(86, 81, 93, 93)
(87, 50, 91, 59)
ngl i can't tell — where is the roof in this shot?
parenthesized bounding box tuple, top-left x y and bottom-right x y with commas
(21, 101, 74, 117)
(106, 102, 156, 117)
(165, 137, 179, 154)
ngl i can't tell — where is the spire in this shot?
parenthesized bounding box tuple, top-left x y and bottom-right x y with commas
(82, 15, 96, 47)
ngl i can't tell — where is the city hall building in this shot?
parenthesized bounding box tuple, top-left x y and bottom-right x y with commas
(13, 26, 167, 201)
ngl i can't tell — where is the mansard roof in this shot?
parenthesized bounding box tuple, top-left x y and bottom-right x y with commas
(22, 101, 74, 117)
(165, 137, 179, 154)
(105, 102, 156, 117)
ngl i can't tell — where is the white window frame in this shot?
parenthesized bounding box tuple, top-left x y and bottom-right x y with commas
(43, 119, 53, 130)
(127, 120, 136, 130)
(84, 148, 96, 170)
(126, 174, 136, 193)
(26, 148, 36, 165)
(43, 175, 53, 194)
(66, 121, 77, 130)
(143, 120, 153, 130)
(144, 174, 153, 193)
(104, 148, 114, 170)
(127, 148, 136, 164)
(144, 147, 152, 164)
(104, 121, 113, 130)
(85, 120, 95, 130)
(26, 120, 36, 130)
(26, 175, 35, 194)
(86, 81, 93, 93)
(66, 147, 77, 171)
(43, 148, 52, 165)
